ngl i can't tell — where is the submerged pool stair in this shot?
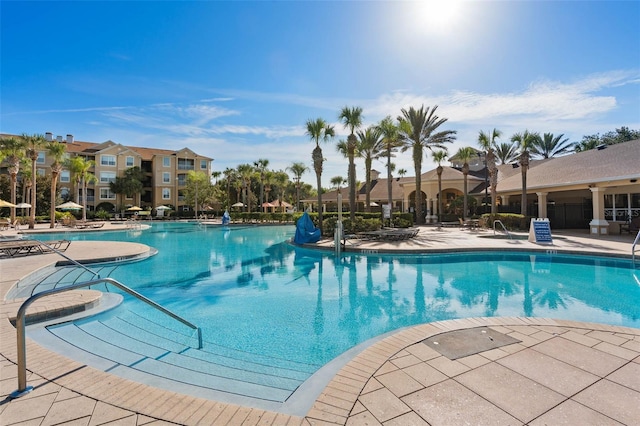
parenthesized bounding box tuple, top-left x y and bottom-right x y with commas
(31, 305, 316, 404)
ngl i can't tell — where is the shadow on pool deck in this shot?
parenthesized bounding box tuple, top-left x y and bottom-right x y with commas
(1, 224, 638, 425)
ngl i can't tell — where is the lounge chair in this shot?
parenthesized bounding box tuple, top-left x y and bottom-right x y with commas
(0, 239, 70, 257)
(630, 217, 640, 234)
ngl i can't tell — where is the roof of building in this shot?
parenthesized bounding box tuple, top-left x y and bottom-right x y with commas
(495, 139, 640, 193)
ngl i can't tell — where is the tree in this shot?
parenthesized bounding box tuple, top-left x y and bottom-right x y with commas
(272, 170, 289, 212)
(397, 168, 407, 178)
(0, 136, 26, 223)
(339, 106, 363, 222)
(68, 156, 95, 221)
(237, 163, 254, 213)
(432, 150, 448, 221)
(455, 146, 475, 220)
(574, 127, 640, 152)
(222, 167, 236, 208)
(398, 105, 456, 225)
(287, 162, 308, 212)
(357, 126, 384, 212)
(306, 118, 335, 226)
(47, 141, 67, 227)
(495, 142, 519, 164)
(377, 116, 403, 217)
(23, 133, 47, 229)
(511, 130, 540, 216)
(110, 166, 145, 210)
(254, 158, 269, 210)
(186, 170, 211, 217)
(478, 128, 502, 215)
(531, 133, 572, 159)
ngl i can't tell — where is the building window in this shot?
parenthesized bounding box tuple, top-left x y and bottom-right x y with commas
(200, 159, 207, 170)
(100, 172, 116, 184)
(101, 155, 116, 166)
(177, 175, 186, 186)
(178, 158, 194, 170)
(60, 187, 70, 199)
(37, 168, 45, 176)
(37, 152, 46, 164)
(163, 172, 171, 183)
(60, 170, 70, 183)
(163, 157, 171, 167)
(100, 188, 116, 200)
(126, 156, 134, 167)
(162, 188, 170, 200)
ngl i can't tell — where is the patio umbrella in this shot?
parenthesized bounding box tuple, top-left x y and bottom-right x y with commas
(56, 201, 83, 210)
(231, 202, 244, 207)
(15, 202, 31, 209)
(155, 205, 171, 210)
(0, 199, 17, 208)
(126, 206, 143, 211)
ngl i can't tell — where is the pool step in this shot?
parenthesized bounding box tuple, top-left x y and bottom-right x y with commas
(43, 310, 314, 402)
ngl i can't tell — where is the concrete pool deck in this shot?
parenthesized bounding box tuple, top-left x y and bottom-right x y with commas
(1, 223, 639, 425)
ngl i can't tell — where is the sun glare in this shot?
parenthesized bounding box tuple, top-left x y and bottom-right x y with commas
(413, 0, 462, 34)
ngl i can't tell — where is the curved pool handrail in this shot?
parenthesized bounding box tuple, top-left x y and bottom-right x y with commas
(633, 229, 640, 265)
(10, 277, 202, 399)
(493, 220, 512, 239)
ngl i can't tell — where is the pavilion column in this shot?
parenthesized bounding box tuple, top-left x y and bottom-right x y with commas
(589, 187, 609, 235)
(536, 192, 548, 219)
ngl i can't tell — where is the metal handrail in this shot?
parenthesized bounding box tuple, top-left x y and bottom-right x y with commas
(632, 230, 640, 265)
(32, 239, 100, 278)
(10, 277, 202, 398)
(493, 220, 512, 239)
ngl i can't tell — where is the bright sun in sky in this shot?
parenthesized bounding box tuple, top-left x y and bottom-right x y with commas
(413, 0, 462, 34)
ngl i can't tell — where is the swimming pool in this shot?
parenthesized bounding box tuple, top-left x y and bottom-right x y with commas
(24, 222, 640, 407)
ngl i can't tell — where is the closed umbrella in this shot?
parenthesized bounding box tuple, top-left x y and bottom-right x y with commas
(0, 199, 17, 208)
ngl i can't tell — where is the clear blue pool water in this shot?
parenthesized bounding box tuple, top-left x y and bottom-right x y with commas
(33, 222, 640, 367)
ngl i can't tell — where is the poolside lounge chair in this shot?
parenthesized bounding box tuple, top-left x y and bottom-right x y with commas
(630, 217, 640, 234)
(0, 239, 70, 257)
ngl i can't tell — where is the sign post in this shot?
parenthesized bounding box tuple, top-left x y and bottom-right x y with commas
(528, 218, 553, 244)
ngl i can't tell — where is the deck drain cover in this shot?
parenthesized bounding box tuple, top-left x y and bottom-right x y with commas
(423, 327, 521, 360)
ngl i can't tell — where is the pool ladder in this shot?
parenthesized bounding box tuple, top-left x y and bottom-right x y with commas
(493, 220, 512, 239)
(632, 229, 640, 266)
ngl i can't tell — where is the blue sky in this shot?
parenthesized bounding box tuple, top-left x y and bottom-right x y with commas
(2, 1, 639, 187)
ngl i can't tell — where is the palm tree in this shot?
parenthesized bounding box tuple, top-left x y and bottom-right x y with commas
(272, 171, 289, 212)
(397, 168, 407, 179)
(68, 156, 95, 221)
(47, 140, 67, 227)
(23, 133, 47, 229)
(211, 170, 222, 184)
(495, 142, 519, 164)
(398, 105, 456, 225)
(478, 128, 502, 215)
(432, 150, 448, 221)
(254, 158, 269, 210)
(531, 133, 572, 159)
(237, 163, 254, 213)
(222, 167, 236, 208)
(0, 136, 26, 223)
(377, 116, 403, 216)
(356, 126, 383, 212)
(511, 130, 540, 216)
(455, 146, 476, 220)
(338, 106, 363, 222)
(306, 118, 335, 226)
(263, 170, 274, 206)
(286, 162, 308, 212)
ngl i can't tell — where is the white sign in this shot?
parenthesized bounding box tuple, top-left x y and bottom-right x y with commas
(382, 204, 391, 219)
(528, 218, 553, 244)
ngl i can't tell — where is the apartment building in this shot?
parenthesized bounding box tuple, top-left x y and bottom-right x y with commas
(1, 132, 213, 213)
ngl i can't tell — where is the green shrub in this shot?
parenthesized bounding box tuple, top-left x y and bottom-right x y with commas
(480, 213, 530, 230)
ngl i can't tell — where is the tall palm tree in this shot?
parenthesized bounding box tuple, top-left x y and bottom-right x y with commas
(356, 126, 383, 212)
(47, 140, 67, 228)
(286, 161, 308, 212)
(272, 170, 289, 212)
(306, 118, 335, 226)
(398, 105, 456, 225)
(376, 116, 403, 216)
(338, 106, 363, 222)
(511, 130, 540, 216)
(222, 167, 236, 208)
(254, 158, 269, 210)
(531, 133, 572, 159)
(495, 141, 519, 164)
(477, 128, 502, 215)
(397, 168, 407, 179)
(455, 146, 476, 220)
(263, 170, 274, 206)
(432, 150, 448, 221)
(23, 133, 47, 229)
(68, 156, 96, 222)
(0, 136, 26, 223)
(237, 163, 254, 213)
